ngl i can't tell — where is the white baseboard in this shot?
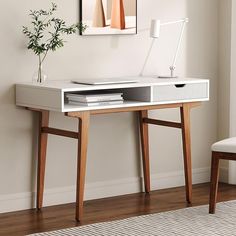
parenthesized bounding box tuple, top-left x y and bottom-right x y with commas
(0, 167, 211, 214)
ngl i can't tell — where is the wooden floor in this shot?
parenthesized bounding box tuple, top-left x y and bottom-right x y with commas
(0, 183, 236, 236)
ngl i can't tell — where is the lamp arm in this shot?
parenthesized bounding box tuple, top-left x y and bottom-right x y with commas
(140, 18, 188, 77)
(171, 19, 187, 71)
(159, 18, 188, 77)
(140, 38, 156, 76)
(160, 18, 188, 26)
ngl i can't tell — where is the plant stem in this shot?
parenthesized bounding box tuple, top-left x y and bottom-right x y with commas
(38, 54, 42, 83)
(42, 51, 48, 63)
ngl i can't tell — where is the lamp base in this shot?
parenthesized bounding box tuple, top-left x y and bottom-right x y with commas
(158, 75, 178, 79)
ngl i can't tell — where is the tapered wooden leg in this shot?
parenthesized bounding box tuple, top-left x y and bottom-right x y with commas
(37, 110, 49, 210)
(180, 104, 192, 204)
(76, 112, 90, 221)
(209, 152, 220, 214)
(139, 110, 151, 193)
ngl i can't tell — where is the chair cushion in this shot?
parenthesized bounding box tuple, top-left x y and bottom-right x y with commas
(212, 137, 236, 153)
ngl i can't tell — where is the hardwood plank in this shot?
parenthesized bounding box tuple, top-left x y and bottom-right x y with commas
(0, 183, 236, 236)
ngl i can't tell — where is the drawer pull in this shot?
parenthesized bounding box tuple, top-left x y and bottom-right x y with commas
(175, 84, 186, 88)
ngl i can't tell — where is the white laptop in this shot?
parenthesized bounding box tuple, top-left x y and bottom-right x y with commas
(72, 77, 139, 85)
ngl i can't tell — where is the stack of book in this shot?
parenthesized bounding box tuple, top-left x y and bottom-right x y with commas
(66, 92, 124, 107)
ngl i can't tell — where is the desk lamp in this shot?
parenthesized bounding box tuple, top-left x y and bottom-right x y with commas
(141, 18, 189, 78)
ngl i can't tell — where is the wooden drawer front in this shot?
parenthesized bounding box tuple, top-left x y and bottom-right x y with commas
(152, 82, 209, 102)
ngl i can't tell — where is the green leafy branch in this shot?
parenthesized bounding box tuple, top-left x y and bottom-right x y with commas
(22, 3, 87, 82)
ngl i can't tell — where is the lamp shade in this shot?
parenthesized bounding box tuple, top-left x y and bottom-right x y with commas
(150, 19, 161, 38)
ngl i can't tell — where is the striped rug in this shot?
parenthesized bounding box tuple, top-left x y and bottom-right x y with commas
(29, 200, 236, 236)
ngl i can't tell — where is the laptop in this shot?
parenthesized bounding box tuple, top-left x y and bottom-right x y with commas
(72, 77, 139, 85)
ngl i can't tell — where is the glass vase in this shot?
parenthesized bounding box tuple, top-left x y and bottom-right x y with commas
(32, 63, 47, 84)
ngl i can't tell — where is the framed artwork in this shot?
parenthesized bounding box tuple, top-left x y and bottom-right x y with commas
(80, 0, 137, 35)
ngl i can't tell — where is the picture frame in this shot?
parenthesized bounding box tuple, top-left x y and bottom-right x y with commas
(79, 0, 137, 36)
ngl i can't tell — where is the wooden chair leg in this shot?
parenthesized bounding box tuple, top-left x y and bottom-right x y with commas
(37, 110, 49, 210)
(76, 112, 90, 221)
(209, 152, 220, 214)
(180, 104, 192, 204)
(139, 110, 151, 193)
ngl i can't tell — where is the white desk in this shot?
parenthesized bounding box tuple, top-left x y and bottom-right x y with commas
(16, 77, 209, 221)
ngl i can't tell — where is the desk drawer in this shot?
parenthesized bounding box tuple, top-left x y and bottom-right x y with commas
(152, 81, 209, 102)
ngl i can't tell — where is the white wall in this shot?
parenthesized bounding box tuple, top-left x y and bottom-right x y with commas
(216, 0, 236, 183)
(0, 0, 219, 213)
(228, 0, 236, 184)
(218, 0, 231, 140)
(230, 0, 236, 137)
(216, 0, 232, 180)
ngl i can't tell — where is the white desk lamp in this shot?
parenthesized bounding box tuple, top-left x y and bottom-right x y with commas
(141, 18, 189, 78)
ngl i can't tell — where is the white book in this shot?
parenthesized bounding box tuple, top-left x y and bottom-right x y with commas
(67, 96, 123, 103)
(68, 100, 124, 107)
(66, 93, 123, 103)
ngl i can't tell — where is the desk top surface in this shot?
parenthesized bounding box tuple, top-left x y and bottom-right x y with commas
(16, 76, 209, 112)
(16, 77, 209, 92)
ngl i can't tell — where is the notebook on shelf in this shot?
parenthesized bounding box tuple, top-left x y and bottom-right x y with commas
(66, 91, 124, 107)
(68, 100, 124, 107)
(66, 92, 123, 103)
